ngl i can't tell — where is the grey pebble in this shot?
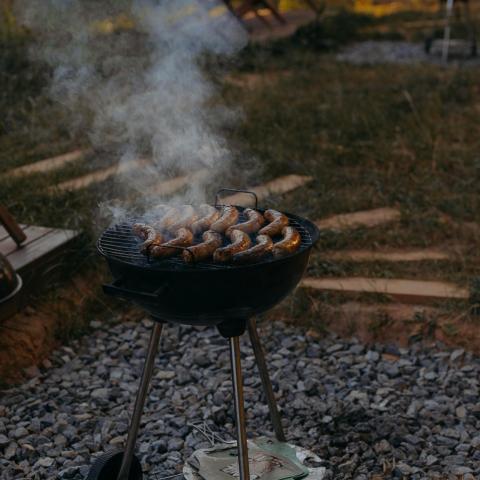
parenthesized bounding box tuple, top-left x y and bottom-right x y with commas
(0, 318, 478, 479)
(0, 434, 9, 447)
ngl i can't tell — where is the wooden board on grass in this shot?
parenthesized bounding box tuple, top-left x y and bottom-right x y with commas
(323, 248, 452, 263)
(301, 277, 469, 304)
(49, 157, 150, 193)
(316, 207, 401, 232)
(5, 149, 88, 178)
(222, 174, 313, 205)
(0, 224, 80, 315)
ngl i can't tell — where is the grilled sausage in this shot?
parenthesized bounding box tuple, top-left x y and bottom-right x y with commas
(226, 208, 264, 237)
(167, 205, 198, 233)
(213, 230, 251, 263)
(191, 204, 221, 234)
(272, 226, 301, 257)
(233, 234, 273, 264)
(259, 209, 289, 237)
(155, 206, 178, 231)
(150, 228, 194, 258)
(210, 206, 239, 233)
(133, 223, 162, 253)
(150, 203, 170, 216)
(182, 230, 223, 263)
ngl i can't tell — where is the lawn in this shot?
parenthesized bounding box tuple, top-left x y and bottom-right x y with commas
(1, 6, 480, 381)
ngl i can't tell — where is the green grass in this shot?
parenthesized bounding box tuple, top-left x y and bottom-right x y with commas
(224, 36, 480, 288)
(1, 9, 480, 369)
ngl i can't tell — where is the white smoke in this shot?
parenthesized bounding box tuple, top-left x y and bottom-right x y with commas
(16, 0, 248, 214)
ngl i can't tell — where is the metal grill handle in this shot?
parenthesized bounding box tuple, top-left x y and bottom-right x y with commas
(103, 279, 166, 301)
(215, 188, 258, 209)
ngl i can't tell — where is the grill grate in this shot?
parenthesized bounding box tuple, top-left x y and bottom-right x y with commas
(98, 208, 314, 271)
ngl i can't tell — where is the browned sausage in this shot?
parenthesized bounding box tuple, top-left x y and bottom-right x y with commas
(182, 230, 223, 263)
(191, 205, 221, 234)
(210, 206, 239, 233)
(167, 205, 198, 233)
(259, 209, 289, 237)
(226, 208, 264, 237)
(232, 234, 273, 264)
(272, 226, 301, 257)
(149, 203, 170, 216)
(213, 230, 251, 263)
(133, 223, 162, 253)
(155, 206, 178, 231)
(150, 228, 194, 258)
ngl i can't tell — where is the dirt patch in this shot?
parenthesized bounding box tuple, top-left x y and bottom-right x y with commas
(0, 271, 135, 385)
(0, 310, 56, 383)
(278, 300, 480, 354)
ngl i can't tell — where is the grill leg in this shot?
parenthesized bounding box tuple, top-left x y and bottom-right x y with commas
(229, 336, 250, 480)
(247, 318, 286, 442)
(117, 322, 163, 480)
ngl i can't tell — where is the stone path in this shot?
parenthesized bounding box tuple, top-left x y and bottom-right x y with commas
(316, 208, 400, 232)
(323, 248, 451, 263)
(49, 157, 151, 193)
(302, 277, 470, 304)
(0, 318, 479, 480)
(4, 150, 89, 178)
(336, 41, 480, 67)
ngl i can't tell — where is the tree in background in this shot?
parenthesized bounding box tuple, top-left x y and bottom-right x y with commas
(1, 0, 16, 37)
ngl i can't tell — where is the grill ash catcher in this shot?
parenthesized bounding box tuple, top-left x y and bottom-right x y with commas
(88, 189, 320, 480)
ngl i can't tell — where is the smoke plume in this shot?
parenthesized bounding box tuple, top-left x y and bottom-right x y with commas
(16, 0, 248, 213)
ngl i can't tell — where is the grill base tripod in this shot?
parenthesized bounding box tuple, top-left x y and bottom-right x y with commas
(87, 317, 286, 480)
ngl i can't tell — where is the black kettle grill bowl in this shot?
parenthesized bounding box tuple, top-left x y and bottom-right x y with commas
(98, 208, 319, 326)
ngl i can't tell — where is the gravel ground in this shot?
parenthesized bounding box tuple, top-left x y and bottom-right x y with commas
(0, 317, 479, 480)
(336, 40, 480, 67)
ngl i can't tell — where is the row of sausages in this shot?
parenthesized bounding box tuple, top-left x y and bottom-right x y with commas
(132, 204, 301, 264)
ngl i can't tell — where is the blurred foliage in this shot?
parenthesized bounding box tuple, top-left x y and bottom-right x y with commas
(285, 9, 375, 49)
(236, 8, 407, 69)
(352, 0, 438, 17)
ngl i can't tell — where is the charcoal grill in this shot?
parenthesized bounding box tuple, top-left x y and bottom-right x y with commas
(88, 190, 320, 480)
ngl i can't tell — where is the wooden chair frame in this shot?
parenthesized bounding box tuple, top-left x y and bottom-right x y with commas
(0, 206, 26, 247)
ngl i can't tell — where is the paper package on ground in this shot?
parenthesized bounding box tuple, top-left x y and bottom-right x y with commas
(183, 437, 326, 480)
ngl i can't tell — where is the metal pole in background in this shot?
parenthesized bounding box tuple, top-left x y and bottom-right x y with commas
(117, 322, 163, 480)
(229, 336, 250, 480)
(442, 0, 455, 62)
(247, 318, 286, 442)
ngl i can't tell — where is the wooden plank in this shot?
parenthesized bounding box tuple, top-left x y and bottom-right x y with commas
(323, 248, 452, 263)
(7, 228, 78, 274)
(5, 149, 89, 178)
(316, 207, 401, 232)
(0, 225, 52, 257)
(222, 174, 313, 205)
(1, 225, 80, 317)
(0, 224, 28, 242)
(0, 226, 9, 242)
(0, 224, 28, 243)
(0, 206, 27, 245)
(145, 172, 312, 202)
(301, 277, 470, 304)
(145, 169, 209, 196)
(49, 157, 150, 193)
